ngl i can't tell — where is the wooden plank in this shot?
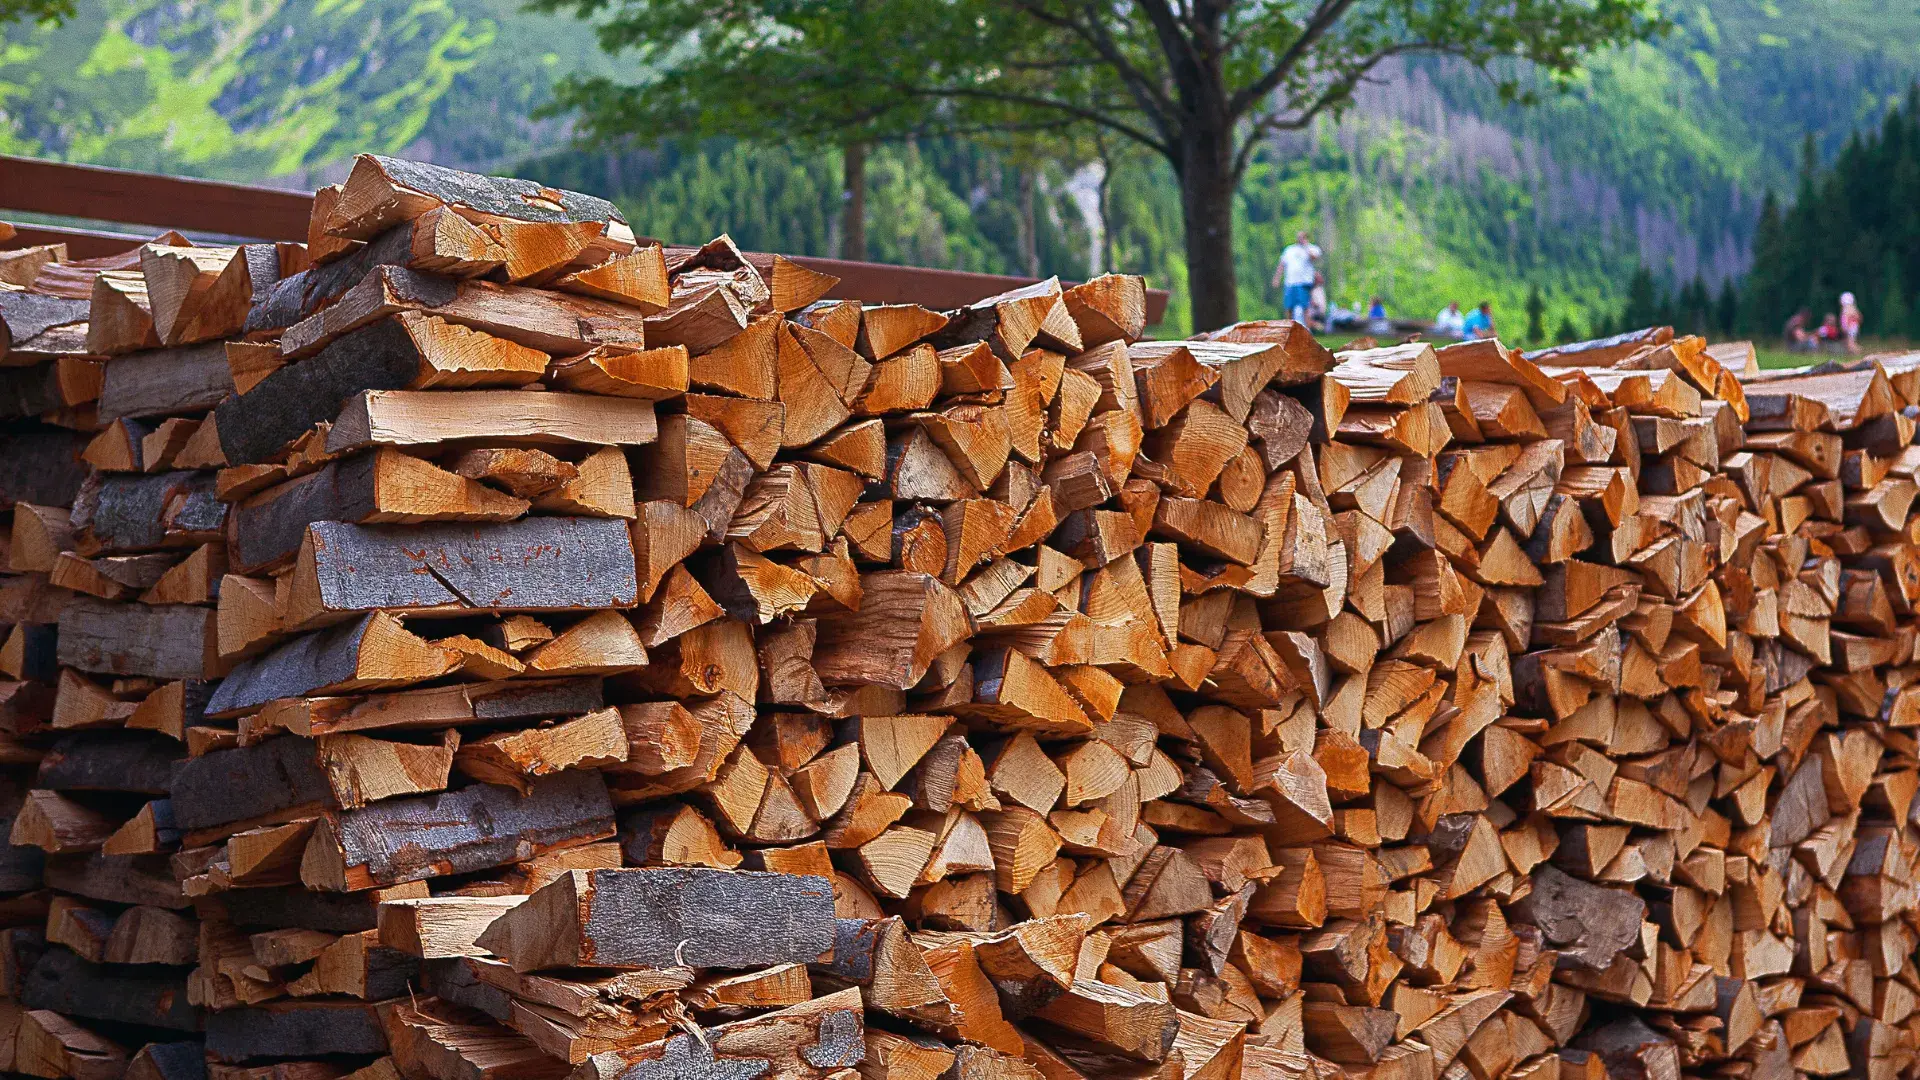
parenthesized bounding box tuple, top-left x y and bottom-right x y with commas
(3, 223, 152, 260)
(771, 252, 1171, 325)
(325, 389, 657, 454)
(0, 154, 311, 240)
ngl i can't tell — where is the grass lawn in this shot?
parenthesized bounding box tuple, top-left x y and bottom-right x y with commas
(1752, 337, 1920, 370)
(1306, 329, 1919, 374)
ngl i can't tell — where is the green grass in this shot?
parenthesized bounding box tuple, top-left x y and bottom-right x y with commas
(1752, 337, 1920, 370)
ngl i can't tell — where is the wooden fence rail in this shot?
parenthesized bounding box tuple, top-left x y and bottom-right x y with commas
(0, 154, 1168, 321)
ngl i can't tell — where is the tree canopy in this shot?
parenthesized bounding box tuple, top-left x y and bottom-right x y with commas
(1, 0, 71, 25)
(537, 0, 1667, 329)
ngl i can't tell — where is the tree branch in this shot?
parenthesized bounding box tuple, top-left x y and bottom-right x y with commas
(1129, 0, 1208, 114)
(1009, 0, 1179, 138)
(1227, 0, 1361, 118)
(1230, 41, 1463, 177)
(900, 83, 1173, 156)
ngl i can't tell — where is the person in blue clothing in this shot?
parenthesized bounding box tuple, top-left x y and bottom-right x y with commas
(1366, 296, 1391, 336)
(1460, 300, 1496, 339)
(1270, 230, 1322, 323)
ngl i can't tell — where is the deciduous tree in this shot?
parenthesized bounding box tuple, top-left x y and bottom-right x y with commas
(538, 0, 1664, 329)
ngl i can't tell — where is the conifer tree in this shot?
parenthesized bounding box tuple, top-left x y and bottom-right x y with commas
(1620, 266, 1659, 330)
(1714, 279, 1739, 337)
(1524, 284, 1545, 346)
(1885, 255, 1914, 344)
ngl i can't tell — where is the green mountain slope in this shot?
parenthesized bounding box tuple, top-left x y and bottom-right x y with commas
(3, 0, 1918, 335)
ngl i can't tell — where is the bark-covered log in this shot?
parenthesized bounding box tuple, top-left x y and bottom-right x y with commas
(0, 429, 89, 508)
(475, 867, 836, 972)
(284, 517, 636, 627)
(98, 342, 234, 420)
(207, 612, 454, 716)
(205, 1001, 389, 1063)
(301, 770, 616, 891)
(22, 947, 201, 1031)
(168, 735, 334, 832)
(213, 316, 426, 465)
(56, 597, 213, 680)
(36, 730, 183, 795)
(324, 154, 628, 242)
(0, 291, 90, 358)
(44, 852, 187, 908)
(71, 469, 225, 553)
(226, 449, 529, 573)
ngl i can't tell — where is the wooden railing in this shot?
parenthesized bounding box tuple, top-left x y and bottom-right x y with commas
(0, 155, 1169, 322)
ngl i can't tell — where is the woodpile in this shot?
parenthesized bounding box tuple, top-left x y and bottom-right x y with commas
(2, 159, 1920, 1080)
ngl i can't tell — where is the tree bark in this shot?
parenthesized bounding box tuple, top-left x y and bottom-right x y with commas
(1017, 167, 1040, 278)
(841, 141, 868, 262)
(1098, 154, 1117, 277)
(1180, 126, 1239, 332)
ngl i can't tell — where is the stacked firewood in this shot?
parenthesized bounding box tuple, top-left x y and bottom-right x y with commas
(2, 225, 316, 1079)
(4, 158, 1920, 1080)
(0, 264, 92, 1080)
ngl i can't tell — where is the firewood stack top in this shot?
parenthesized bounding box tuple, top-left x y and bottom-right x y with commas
(3, 157, 1920, 1080)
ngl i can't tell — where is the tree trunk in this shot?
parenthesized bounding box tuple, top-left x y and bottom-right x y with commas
(1179, 130, 1238, 332)
(1098, 155, 1117, 278)
(1017, 167, 1040, 278)
(841, 141, 867, 262)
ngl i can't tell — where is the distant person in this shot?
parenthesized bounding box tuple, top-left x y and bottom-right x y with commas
(1817, 313, 1843, 352)
(1461, 300, 1495, 339)
(1366, 296, 1391, 336)
(1309, 273, 1329, 332)
(1785, 308, 1813, 351)
(1271, 231, 1323, 323)
(1433, 301, 1466, 339)
(1840, 291, 1863, 353)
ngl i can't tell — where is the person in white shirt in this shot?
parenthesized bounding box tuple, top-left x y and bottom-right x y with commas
(1270, 231, 1322, 322)
(1433, 301, 1466, 339)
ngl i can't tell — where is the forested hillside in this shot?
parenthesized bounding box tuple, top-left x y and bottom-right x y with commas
(3, 0, 1918, 335)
